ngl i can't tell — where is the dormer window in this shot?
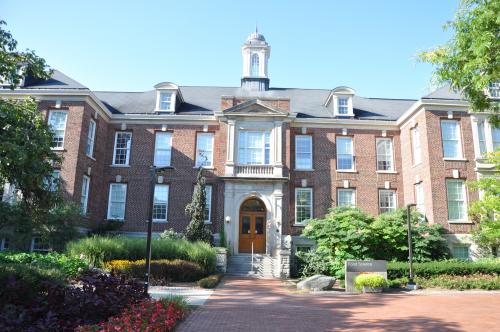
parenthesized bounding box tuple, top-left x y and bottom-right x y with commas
(325, 86, 355, 117)
(159, 92, 172, 111)
(154, 82, 182, 113)
(338, 98, 349, 115)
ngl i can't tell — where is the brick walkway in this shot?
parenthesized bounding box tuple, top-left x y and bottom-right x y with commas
(177, 277, 500, 332)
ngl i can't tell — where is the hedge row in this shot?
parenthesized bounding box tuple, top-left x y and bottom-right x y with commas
(66, 236, 216, 273)
(388, 260, 500, 279)
(0, 252, 88, 277)
(104, 259, 207, 283)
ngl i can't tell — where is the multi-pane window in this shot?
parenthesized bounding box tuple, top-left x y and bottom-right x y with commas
(337, 189, 355, 207)
(493, 127, 500, 151)
(441, 120, 462, 159)
(338, 98, 349, 114)
(113, 132, 132, 165)
(31, 237, 50, 252)
(159, 92, 173, 111)
(204, 185, 212, 224)
(411, 126, 422, 165)
(0, 238, 9, 251)
(238, 131, 270, 165)
(295, 135, 313, 170)
(379, 190, 396, 214)
(446, 179, 467, 221)
(488, 82, 500, 98)
(251, 53, 260, 76)
(477, 121, 487, 155)
(48, 111, 68, 149)
(107, 183, 127, 220)
(376, 138, 394, 171)
(415, 182, 425, 215)
(336, 137, 354, 170)
(45, 170, 60, 192)
(295, 188, 313, 224)
(196, 133, 214, 167)
(452, 244, 470, 260)
(154, 132, 172, 166)
(81, 175, 90, 215)
(152, 185, 169, 222)
(86, 119, 96, 157)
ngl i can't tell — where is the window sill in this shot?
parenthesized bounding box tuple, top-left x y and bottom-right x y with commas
(336, 170, 357, 173)
(193, 166, 214, 170)
(293, 223, 307, 227)
(443, 158, 468, 162)
(411, 162, 422, 168)
(204, 221, 212, 225)
(155, 165, 174, 169)
(51, 148, 66, 152)
(153, 220, 168, 223)
(294, 168, 314, 172)
(109, 164, 131, 168)
(105, 219, 125, 222)
(86, 155, 96, 161)
(448, 220, 473, 224)
(376, 170, 398, 174)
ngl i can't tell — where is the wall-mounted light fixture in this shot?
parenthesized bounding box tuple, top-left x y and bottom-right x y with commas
(225, 216, 231, 224)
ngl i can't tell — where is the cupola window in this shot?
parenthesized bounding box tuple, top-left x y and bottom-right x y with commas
(251, 53, 260, 76)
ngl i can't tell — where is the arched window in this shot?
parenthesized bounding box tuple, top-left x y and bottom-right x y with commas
(250, 53, 260, 76)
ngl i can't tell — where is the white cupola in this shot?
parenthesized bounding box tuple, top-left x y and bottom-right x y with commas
(241, 27, 271, 91)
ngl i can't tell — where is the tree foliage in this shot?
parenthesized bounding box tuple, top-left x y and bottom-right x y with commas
(419, 0, 500, 125)
(184, 168, 211, 243)
(299, 207, 450, 278)
(468, 149, 500, 256)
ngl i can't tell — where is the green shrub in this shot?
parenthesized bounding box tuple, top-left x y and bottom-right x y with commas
(160, 295, 189, 312)
(388, 260, 500, 279)
(66, 236, 216, 272)
(0, 252, 88, 277)
(197, 274, 223, 289)
(104, 259, 206, 283)
(354, 274, 387, 291)
(416, 274, 500, 290)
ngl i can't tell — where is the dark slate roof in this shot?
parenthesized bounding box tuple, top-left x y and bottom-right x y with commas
(95, 86, 417, 120)
(422, 84, 463, 100)
(22, 69, 89, 90)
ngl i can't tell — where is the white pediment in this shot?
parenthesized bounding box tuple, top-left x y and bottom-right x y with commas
(223, 99, 288, 117)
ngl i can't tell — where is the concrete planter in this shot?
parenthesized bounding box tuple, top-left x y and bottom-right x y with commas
(215, 247, 228, 273)
(362, 286, 383, 293)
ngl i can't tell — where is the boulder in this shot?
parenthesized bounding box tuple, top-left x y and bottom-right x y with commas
(297, 274, 336, 291)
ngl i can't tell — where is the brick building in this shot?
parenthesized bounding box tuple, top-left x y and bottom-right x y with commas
(1, 30, 499, 275)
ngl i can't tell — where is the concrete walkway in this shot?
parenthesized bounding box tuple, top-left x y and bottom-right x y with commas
(148, 286, 213, 306)
(178, 277, 500, 332)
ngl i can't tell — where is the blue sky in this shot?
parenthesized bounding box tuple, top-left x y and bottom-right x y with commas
(2, 0, 458, 99)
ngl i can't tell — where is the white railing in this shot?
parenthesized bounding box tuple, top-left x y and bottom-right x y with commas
(235, 165, 274, 177)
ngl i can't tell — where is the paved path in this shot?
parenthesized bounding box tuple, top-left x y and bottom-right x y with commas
(178, 277, 500, 332)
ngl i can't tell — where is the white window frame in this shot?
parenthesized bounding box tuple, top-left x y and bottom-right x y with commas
(48, 110, 68, 150)
(446, 179, 468, 222)
(493, 127, 500, 152)
(107, 183, 127, 220)
(46, 170, 60, 192)
(333, 95, 354, 117)
(30, 237, 50, 252)
(411, 126, 422, 165)
(376, 138, 394, 171)
(379, 189, 397, 214)
(337, 97, 349, 115)
(152, 184, 169, 223)
(204, 185, 212, 224)
(237, 131, 271, 165)
(488, 82, 500, 98)
(415, 182, 425, 216)
(0, 238, 9, 251)
(86, 119, 96, 157)
(154, 132, 173, 167)
(336, 136, 354, 171)
(81, 175, 90, 215)
(337, 188, 355, 207)
(295, 187, 313, 225)
(159, 92, 173, 111)
(112, 132, 132, 166)
(250, 53, 260, 76)
(295, 135, 313, 170)
(451, 244, 470, 260)
(196, 133, 214, 168)
(441, 120, 463, 159)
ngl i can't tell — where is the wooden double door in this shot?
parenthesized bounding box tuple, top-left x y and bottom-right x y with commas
(239, 211, 266, 253)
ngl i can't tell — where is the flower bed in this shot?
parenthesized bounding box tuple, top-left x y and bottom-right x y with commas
(76, 298, 188, 332)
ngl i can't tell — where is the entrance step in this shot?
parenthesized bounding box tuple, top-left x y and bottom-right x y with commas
(226, 254, 275, 278)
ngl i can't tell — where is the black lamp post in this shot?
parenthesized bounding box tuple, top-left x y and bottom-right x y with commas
(144, 166, 167, 296)
(406, 203, 417, 290)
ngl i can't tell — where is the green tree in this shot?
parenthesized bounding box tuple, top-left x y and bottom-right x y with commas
(184, 168, 211, 243)
(419, 0, 500, 125)
(468, 150, 500, 256)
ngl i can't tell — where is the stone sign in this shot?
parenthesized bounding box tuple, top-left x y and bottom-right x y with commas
(345, 260, 387, 293)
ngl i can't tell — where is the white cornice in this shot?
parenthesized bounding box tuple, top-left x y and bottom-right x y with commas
(292, 118, 399, 130)
(109, 114, 217, 125)
(396, 100, 469, 128)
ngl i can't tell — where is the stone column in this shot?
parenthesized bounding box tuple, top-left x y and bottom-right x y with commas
(225, 120, 236, 176)
(273, 121, 283, 177)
